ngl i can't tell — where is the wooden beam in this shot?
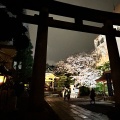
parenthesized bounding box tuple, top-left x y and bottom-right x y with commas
(104, 20, 120, 108)
(19, 14, 120, 37)
(48, 1, 120, 25)
(49, 18, 105, 35)
(29, 7, 49, 110)
(1, 0, 120, 25)
(49, 19, 120, 37)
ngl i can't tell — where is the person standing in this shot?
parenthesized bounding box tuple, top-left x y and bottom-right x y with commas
(64, 87, 68, 101)
(90, 88, 96, 104)
(64, 86, 71, 101)
(67, 87, 71, 101)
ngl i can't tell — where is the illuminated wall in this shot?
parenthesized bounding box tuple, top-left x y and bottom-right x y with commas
(94, 35, 109, 66)
(94, 4, 120, 67)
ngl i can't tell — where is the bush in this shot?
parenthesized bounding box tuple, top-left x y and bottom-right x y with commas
(79, 86, 90, 96)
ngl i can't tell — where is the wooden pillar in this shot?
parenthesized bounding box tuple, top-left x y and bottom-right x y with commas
(104, 21, 120, 108)
(29, 7, 49, 110)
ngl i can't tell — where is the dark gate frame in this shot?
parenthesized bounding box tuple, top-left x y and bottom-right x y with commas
(1, 0, 120, 109)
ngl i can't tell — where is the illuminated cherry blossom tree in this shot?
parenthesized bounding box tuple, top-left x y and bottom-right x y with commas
(55, 52, 101, 88)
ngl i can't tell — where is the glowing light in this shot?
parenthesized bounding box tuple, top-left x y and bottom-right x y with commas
(0, 76, 6, 84)
(0, 76, 4, 83)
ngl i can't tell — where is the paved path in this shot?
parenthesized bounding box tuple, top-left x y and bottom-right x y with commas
(45, 97, 109, 120)
(69, 97, 115, 115)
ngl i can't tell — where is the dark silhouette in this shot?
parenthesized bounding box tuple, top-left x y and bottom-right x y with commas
(67, 87, 71, 101)
(64, 87, 67, 101)
(64, 87, 71, 101)
(90, 88, 96, 104)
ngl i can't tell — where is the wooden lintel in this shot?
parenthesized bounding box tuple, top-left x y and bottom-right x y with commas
(48, 1, 120, 25)
(19, 14, 104, 34)
(18, 14, 38, 25)
(1, 0, 120, 25)
(49, 19, 105, 35)
(20, 14, 120, 37)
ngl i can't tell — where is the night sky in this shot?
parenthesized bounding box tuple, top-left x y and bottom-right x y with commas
(27, 0, 120, 65)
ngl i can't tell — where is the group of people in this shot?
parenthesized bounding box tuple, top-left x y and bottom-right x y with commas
(62, 87, 96, 104)
(63, 87, 71, 101)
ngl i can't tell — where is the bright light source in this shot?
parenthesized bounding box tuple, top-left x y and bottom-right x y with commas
(0, 75, 6, 85)
(0, 76, 4, 83)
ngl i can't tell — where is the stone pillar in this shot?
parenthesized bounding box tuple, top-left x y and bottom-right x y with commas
(29, 7, 49, 110)
(104, 21, 120, 108)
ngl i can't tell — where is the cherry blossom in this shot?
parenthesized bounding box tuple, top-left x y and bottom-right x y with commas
(55, 52, 101, 88)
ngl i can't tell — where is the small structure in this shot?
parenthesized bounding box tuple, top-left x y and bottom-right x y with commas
(96, 70, 113, 97)
(45, 72, 58, 91)
(70, 85, 79, 98)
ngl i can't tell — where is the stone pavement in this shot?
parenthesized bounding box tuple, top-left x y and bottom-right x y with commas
(45, 97, 109, 120)
(0, 93, 117, 120)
